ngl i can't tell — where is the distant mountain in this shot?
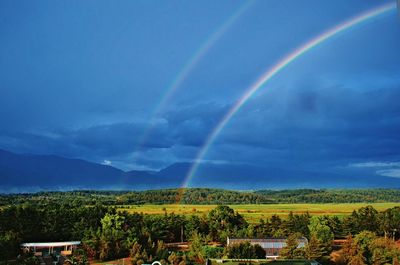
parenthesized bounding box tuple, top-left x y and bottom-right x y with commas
(0, 149, 188, 191)
(0, 149, 125, 190)
(0, 148, 400, 192)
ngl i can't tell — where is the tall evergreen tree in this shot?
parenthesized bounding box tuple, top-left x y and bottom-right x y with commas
(280, 233, 302, 259)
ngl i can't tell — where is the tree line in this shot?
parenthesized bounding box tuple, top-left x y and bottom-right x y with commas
(1, 188, 400, 206)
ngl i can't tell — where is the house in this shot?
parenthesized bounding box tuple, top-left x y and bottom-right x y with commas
(227, 237, 308, 259)
(20, 241, 81, 257)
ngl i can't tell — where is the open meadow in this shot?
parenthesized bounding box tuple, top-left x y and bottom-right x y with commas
(116, 202, 399, 222)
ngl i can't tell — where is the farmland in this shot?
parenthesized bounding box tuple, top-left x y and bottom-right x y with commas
(116, 202, 399, 221)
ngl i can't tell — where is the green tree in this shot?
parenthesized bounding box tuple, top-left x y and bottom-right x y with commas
(202, 246, 224, 259)
(0, 231, 19, 260)
(130, 242, 148, 265)
(208, 206, 246, 241)
(224, 241, 266, 259)
(379, 207, 400, 240)
(309, 216, 334, 242)
(354, 231, 377, 264)
(308, 216, 334, 254)
(269, 215, 282, 237)
(98, 213, 126, 260)
(188, 231, 205, 263)
(324, 215, 344, 238)
(280, 233, 304, 259)
(345, 206, 379, 235)
(305, 235, 324, 261)
(284, 212, 310, 237)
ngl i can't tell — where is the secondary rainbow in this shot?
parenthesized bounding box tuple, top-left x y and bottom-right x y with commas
(182, 3, 396, 191)
(132, 2, 253, 155)
(154, 1, 254, 115)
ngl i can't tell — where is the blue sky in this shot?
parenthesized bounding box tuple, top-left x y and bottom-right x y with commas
(1, 0, 400, 182)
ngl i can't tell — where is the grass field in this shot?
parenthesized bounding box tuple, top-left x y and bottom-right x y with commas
(117, 203, 399, 222)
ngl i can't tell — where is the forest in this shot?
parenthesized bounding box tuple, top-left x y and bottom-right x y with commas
(0, 201, 399, 265)
(1, 188, 400, 206)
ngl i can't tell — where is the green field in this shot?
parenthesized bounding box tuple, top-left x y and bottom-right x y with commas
(117, 203, 399, 222)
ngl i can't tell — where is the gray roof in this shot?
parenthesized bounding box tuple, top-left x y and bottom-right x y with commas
(228, 238, 308, 249)
(21, 241, 81, 248)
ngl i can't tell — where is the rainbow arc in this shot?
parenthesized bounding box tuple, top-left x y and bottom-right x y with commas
(179, 3, 396, 199)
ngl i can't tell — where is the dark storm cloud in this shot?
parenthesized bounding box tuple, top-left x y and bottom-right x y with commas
(0, 102, 230, 166)
(202, 80, 400, 174)
(73, 122, 173, 152)
(1, 77, 400, 174)
(0, 122, 172, 160)
(166, 102, 231, 147)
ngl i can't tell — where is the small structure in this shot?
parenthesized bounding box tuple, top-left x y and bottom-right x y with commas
(227, 237, 308, 259)
(21, 241, 81, 257)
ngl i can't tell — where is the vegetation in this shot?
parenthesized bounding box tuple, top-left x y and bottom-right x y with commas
(1, 188, 400, 206)
(0, 190, 400, 264)
(331, 233, 400, 265)
(255, 189, 400, 203)
(224, 241, 266, 259)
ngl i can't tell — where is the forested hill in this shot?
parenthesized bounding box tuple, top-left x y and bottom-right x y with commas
(1, 188, 400, 206)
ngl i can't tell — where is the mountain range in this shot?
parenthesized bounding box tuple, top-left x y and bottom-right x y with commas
(1, 149, 400, 192)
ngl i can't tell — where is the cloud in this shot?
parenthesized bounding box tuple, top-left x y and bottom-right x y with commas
(1, 74, 400, 174)
(349, 160, 400, 179)
(349, 161, 400, 168)
(0, 101, 232, 170)
(376, 169, 400, 178)
(102, 160, 112, 165)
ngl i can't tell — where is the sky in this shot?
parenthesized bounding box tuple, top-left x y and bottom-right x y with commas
(1, 0, 400, 184)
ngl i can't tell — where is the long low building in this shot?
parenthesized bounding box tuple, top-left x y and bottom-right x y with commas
(21, 241, 81, 257)
(227, 237, 308, 259)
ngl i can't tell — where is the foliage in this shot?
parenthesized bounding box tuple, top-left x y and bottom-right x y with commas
(130, 241, 183, 265)
(0, 231, 19, 260)
(1, 198, 400, 262)
(188, 231, 205, 263)
(304, 236, 324, 261)
(334, 233, 400, 265)
(63, 249, 88, 265)
(224, 241, 266, 259)
(280, 233, 305, 259)
(308, 216, 333, 257)
(208, 205, 247, 242)
(15, 253, 40, 265)
(2, 188, 400, 207)
(202, 246, 224, 259)
(283, 212, 310, 237)
(255, 189, 400, 203)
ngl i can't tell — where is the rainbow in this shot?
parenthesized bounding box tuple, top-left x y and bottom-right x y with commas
(133, 1, 254, 155)
(153, 1, 254, 115)
(181, 2, 396, 192)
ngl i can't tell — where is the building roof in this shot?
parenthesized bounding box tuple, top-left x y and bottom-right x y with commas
(21, 241, 81, 248)
(227, 237, 308, 249)
(228, 237, 307, 242)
